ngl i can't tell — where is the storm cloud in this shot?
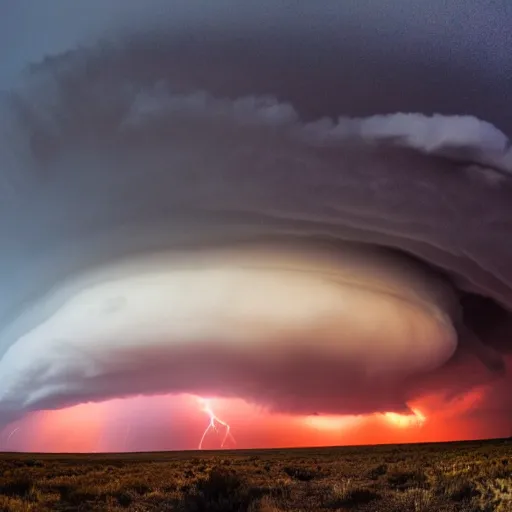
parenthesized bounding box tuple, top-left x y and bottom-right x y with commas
(1, 1, 512, 440)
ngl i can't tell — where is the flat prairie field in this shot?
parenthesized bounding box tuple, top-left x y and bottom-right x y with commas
(1, 439, 511, 511)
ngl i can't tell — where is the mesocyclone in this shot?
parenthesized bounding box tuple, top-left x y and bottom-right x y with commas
(0, 243, 459, 418)
(1, 2, 512, 433)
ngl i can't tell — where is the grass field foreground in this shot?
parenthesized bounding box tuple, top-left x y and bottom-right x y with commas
(0, 439, 511, 511)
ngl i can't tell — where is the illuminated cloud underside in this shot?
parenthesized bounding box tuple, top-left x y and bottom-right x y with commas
(0, 245, 457, 419)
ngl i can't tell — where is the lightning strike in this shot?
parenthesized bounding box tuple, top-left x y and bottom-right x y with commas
(5, 426, 21, 449)
(197, 398, 236, 450)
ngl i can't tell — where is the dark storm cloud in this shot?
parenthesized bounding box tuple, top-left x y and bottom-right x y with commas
(2, 1, 511, 123)
(1, 1, 512, 429)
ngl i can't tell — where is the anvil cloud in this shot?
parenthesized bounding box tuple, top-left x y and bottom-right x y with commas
(1, 1, 512, 448)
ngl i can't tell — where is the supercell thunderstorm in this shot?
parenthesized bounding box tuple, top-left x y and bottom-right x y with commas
(1, 6, 512, 448)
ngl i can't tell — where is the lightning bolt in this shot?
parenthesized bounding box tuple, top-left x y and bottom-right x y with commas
(5, 427, 20, 448)
(197, 397, 236, 450)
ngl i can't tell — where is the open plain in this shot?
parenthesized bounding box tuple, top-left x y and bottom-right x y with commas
(1, 439, 512, 511)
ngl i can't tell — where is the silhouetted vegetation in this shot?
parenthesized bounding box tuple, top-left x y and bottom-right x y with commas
(0, 438, 511, 510)
(282, 466, 317, 482)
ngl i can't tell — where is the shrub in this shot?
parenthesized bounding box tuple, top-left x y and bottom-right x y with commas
(115, 490, 134, 508)
(182, 467, 263, 512)
(330, 479, 381, 508)
(435, 474, 480, 502)
(0, 477, 33, 498)
(367, 463, 388, 480)
(387, 469, 428, 490)
(393, 488, 434, 512)
(282, 466, 316, 482)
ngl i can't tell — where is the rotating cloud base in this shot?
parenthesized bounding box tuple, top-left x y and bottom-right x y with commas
(0, 244, 459, 423)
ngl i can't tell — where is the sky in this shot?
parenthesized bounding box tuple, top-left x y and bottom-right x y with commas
(1, 1, 512, 452)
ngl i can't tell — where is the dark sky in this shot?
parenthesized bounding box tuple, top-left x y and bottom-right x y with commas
(1, 1, 511, 126)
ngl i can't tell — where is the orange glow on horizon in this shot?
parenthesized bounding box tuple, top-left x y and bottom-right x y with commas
(0, 389, 495, 453)
(25, 402, 107, 452)
(381, 408, 426, 428)
(302, 414, 364, 431)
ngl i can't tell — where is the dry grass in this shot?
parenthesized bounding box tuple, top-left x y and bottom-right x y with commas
(0, 438, 511, 511)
